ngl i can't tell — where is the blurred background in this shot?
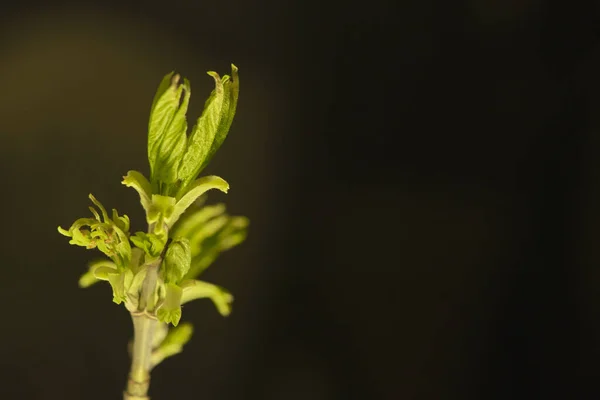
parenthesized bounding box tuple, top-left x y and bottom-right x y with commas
(1, 0, 600, 399)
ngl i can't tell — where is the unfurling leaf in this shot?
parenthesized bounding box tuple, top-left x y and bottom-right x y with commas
(177, 65, 239, 187)
(169, 176, 229, 227)
(78, 259, 118, 288)
(172, 203, 226, 239)
(171, 204, 248, 279)
(197, 65, 239, 174)
(148, 73, 190, 193)
(107, 269, 134, 305)
(78, 269, 98, 288)
(122, 170, 152, 214)
(162, 238, 191, 284)
(157, 283, 183, 326)
(152, 322, 169, 349)
(58, 195, 132, 268)
(148, 195, 177, 236)
(180, 279, 233, 316)
(150, 322, 194, 368)
(125, 266, 149, 312)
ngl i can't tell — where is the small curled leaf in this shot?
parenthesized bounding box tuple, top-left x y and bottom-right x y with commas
(169, 176, 229, 227)
(122, 170, 152, 214)
(180, 279, 233, 316)
(150, 322, 194, 368)
(107, 269, 134, 305)
(78, 269, 98, 288)
(58, 196, 132, 268)
(78, 259, 118, 287)
(172, 203, 226, 239)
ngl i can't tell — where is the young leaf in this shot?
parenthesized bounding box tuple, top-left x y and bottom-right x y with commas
(162, 238, 191, 284)
(112, 209, 131, 234)
(78, 259, 118, 288)
(156, 283, 183, 326)
(180, 279, 233, 316)
(150, 72, 175, 114)
(89, 194, 110, 222)
(92, 265, 119, 281)
(130, 247, 145, 274)
(113, 232, 133, 269)
(171, 203, 226, 239)
(122, 170, 152, 214)
(131, 232, 166, 259)
(169, 176, 229, 227)
(152, 322, 169, 350)
(107, 269, 134, 305)
(58, 195, 132, 268)
(150, 322, 193, 368)
(177, 72, 225, 185)
(217, 216, 250, 251)
(185, 215, 249, 279)
(58, 218, 97, 248)
(196, 64, 239, 174)
(125, 266, 149, 312)
(148, 195, 177, 236)
(186, 214, 229, 255)
(177, 65, 239, 185)
(78, 269, 98, 288)
(148, 74, 190, 190)
(162, 322, 193, 347)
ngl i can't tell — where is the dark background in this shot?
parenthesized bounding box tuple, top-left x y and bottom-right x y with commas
(1, 0, 600, 399)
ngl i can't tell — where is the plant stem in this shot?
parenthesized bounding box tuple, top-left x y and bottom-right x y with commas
(124, 313, 157, 400)
(124, 231, 165, 399)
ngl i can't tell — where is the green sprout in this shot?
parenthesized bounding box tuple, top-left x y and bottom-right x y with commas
(58, 64, 246, 400)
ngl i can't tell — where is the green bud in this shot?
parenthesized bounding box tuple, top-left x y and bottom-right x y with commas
(130, 232, 166, 259)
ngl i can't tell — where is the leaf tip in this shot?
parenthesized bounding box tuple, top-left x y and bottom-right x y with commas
(171, 73, 181, 87)
(216, 177, 230, 194)
(206, 71, 221, 82)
